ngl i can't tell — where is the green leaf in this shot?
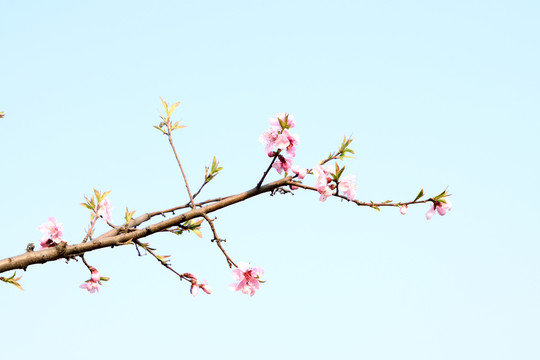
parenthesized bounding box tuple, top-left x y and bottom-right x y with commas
(80, 202, 93, 210)
(0, 272, 23, 291)
(433, 188, 450, 201)
(125, 207, 136, 223)
(413, 188, 424, 202)
(101, 190, 111, 200)
(160, 97, 168, 114)
(337, 166, 345, 179)
(153, 125, 165, 133)
(93, 189, 102, 203)
(192, 229, 202, 238)
(370, 201, 380, 211)
(168, 101, 180, 115)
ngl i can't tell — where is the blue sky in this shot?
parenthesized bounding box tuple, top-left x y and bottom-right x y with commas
(1, 1, 539, 359)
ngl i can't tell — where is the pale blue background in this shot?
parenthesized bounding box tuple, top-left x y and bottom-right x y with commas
(1, 1, 539, 359)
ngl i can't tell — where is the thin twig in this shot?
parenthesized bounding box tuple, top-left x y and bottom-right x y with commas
(285, 180, 433, 207)
(257, 150, 281, 189)
(80, 254, 92, 272)
(82, 215, 99, 243)
(201, 214, 237, 268)
(168, 134, 196, 209)
(148, 196, 232, 218)
(133, 239, 191, 282)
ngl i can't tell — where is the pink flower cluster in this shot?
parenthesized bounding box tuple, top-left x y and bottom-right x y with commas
(229, 262, 264, 296)
(38, 217, 64, 249)
(426, 199, 452, 220)
(183, 273, 212, 297)
(79, 267, 101, 293)
(259, 113, 300, 174)
(312, 165, 356, 202)
(260, 113, 356, 203)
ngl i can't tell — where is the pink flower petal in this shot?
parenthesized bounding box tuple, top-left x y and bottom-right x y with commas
(190, 282, 199, 297)
(199, 280, 212, 294)
(426, 204, 436, 220)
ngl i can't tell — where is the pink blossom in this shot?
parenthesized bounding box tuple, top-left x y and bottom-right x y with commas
(182, 273, 198, 281)
(274, 130, 292, 150)
(338, 174, 357, 201)
(229, 262, 264, 296)
(80, 267, 102, 293)
(313, 165, 334, 202)
(259, 113, 299, 171)
(183, 273, 211, 296)
(291, 165, 307, 179)
(199, 280, 212, 294)
(400, 205, 408, 215)
(283, 130, 299, 157)
(312, 164, 333, 180)
(426, 199, 452, 220)
(97, 198, 113, 223)
(272, 155, 293, 174)
(287, 145, 297, 157)
(317, 183, 333, 202)
(38, 217, 64, 249)
(90, 267, 100, 282)
(190, 282, 199, 296)
(80, 280, 100, 293)
(259, 126, 280, 156)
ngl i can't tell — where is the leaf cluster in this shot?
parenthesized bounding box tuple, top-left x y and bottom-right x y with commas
(204, 157, 223, 185)
(0, 272, 23, 291)
(153, 98, 185, 134)
(321, 136, 355, 165)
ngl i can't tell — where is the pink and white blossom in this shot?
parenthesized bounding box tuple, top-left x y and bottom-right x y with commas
(183, 273, 211, 296)
(313, 165, 334, 202)
(229, 262, 264, 296)
(274, 129, 293, 150)
(291, 165, 307, 179)
(80, 267, 102, 293)
(259, 113, 300, 173)
(79, 281, 100, 293)
(317, 183, 333, 202)
(97, 197, 113, 223)
(426, 199, 452, 220)
(272, 155, 294, 174)
(338, 174, 357, 201)
(199, 280, 212, 294)
(38, 217, 64, 249)
(291, 165, 308, 189)
(259, 126, 280, 156)
(190, 282, 199, 296)
(182, 273, 198, 281)
(90, 267, 100, 282)
(400, 205, 408, 215)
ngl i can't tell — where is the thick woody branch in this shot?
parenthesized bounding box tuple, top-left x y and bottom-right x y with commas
(0, 177, 293, 274)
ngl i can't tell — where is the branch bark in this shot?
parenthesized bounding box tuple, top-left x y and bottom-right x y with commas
(0, 177, 293, 274)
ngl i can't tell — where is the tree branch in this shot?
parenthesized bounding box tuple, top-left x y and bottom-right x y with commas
(0, 177, 293, 274)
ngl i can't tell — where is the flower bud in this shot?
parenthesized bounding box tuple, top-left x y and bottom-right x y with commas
(400, 205, 408, 215)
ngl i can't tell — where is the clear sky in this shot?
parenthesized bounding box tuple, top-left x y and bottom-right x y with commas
(1, 1, 539, 359)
